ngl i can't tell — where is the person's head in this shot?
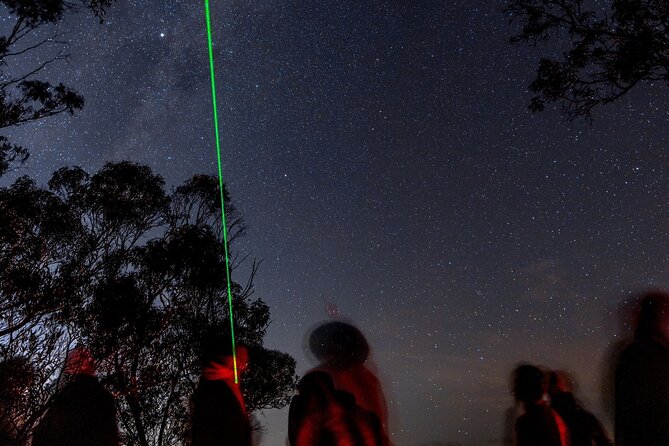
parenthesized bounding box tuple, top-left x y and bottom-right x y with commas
(512, 364, 546, 404)
(200, 330, 249, 373)
(226, 345, 250, 375)
(308, 321, 370, 368)
(64, 347, 96, 376)
(635, 290, 669, 342)
(547, 370, 573, 398)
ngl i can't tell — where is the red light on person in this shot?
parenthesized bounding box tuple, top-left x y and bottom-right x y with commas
(290, 371, 386, 446)
(189, 335, 251, 446)
(295, 321, 390, 445)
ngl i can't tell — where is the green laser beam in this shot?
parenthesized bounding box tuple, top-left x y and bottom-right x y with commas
(204, 0, 238, 384)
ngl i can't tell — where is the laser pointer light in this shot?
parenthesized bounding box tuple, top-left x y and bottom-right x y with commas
(204, 0, 238, 384)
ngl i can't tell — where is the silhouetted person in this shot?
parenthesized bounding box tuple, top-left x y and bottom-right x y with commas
(615, 290, 669, 446)
(548, 370, 612, 446)
(512, 364, 567, 446)
(288, 371, 385, 446)
(601, 295, 638, 423)
(289, 372, 331, 446)
(189, 336, 251, 446)
(0, 357, 35, 446)
(31, 347, 120, 446)
(307, 321, 389, 438)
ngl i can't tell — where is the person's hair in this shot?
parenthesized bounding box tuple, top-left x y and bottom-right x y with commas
(635, 290, 669, 341)
(513, 364, 546, 403)
(309, 322, 370, 367)
(199, 327, 239, 367)
(547, 370, 572, 396)
(64, 347, 96, 376)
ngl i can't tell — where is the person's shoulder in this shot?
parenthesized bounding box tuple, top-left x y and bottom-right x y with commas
(288, 394, 307, 418)
(523, 403, 556, 424)
(56, 375, 109, 400)
(198, 377, 233, 388)
(622, 338, 669, 355)
(79, 375, 115, 398)
(195, 379, 234, 397)
(578, 409, 600, 426)
(618, 339, 669, 372)
(515, 412, 531, 428)
(617, 341, 648, 368)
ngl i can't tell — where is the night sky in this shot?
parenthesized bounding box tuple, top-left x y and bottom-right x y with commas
(3, 1, 669, 445)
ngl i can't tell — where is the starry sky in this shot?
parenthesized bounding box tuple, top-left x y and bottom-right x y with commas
(3, 1, 669, 445)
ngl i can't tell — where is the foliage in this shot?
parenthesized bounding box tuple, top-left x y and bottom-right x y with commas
(0, 161, 297, 446)
(0, 0, 115, 175)
(505, 0, 669, 120)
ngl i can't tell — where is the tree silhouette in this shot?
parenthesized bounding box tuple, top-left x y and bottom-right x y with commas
(505, 0, 669, 120)
(0, 161, 297, 446)
(0, 0, 115, 175)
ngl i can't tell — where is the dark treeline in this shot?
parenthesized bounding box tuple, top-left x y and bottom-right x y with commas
(506, 0, 669, 122)
(0, 161, 297, 446)
(0, 2, 296, 444)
